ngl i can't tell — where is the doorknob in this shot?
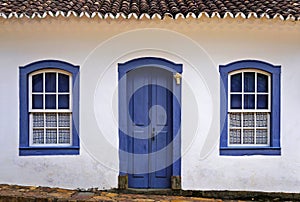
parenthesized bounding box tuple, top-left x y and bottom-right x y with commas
(151, 128, 155, 141)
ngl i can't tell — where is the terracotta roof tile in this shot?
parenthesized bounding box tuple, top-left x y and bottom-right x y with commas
(0, 0, 299, 20)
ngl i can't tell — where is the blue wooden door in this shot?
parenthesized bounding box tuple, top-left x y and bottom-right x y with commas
(127, 67, 172, 188)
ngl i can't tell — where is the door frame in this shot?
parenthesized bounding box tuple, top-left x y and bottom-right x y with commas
(118, 57, 182, 189)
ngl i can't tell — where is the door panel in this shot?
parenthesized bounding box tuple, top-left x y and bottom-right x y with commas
(127, 67, 173, 188)
(133, 130, 148, 176)
(128, 70, 149, 188)
(132, 75, 149, 126)
(149, 75, 172, 188)
(155, 132, 167, 178)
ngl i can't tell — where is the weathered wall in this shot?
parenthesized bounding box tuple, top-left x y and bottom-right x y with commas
(0, 16, 299, 192)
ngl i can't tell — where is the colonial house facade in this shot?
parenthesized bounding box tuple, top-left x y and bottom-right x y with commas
(0, 0, 299, 192)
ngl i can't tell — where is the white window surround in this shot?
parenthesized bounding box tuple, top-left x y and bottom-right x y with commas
(28, 69, 72, 147)
(228, 69, 271, 147)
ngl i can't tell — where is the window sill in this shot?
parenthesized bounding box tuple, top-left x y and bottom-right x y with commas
(220, 147, 281, 156)
(19, 146, 79, 156)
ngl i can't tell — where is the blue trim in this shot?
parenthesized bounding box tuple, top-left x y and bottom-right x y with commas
(118, 57, 182, 186)
(118, 57, 182, 78)
(219, 60, 281, 156)
(19, 147, 80, 156)
(19, 60, 80, 156)
(220, 147, 281, 156)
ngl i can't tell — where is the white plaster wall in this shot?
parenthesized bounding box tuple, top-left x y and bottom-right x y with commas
(0, 16, 299, 192)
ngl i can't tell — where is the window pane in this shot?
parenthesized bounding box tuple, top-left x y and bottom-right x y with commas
(230, 94, 242, 109)
(58, 113, 70, 127)
(33, 113, 44, 127)
(229, 113, 241, 127)
(32, 94, 43, 109)
(257, 73, 268, 92)
(244, 72, 255, 92)
(46, 113, 57, 127)
(32, 74, 43, 92)
(59, 129, 70, 144)
(256, 112, 268, 127)
(46, 129, 57, 144)
(45, 73, 56, 92)
(33, 129, 44, 144)
(243, 113, 254, 127)
(257, 95, 268, 109)
(58, 73, 69, 92)
(230, 73, 242, 92)
(58, 95, 69, 109)
(243, 129, 255, 144)
(244, 94, 255, 109)
(256, 129, 268, 144)
(45, 95, 56, 109)
(229, 129, 241, 144)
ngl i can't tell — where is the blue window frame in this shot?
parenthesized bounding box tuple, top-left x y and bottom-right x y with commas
(19, 60, 80, 156)
(219, 60, 281, 156)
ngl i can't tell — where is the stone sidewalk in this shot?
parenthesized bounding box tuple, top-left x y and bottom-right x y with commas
(0, 184, 299, 202)
(0, 184, 242, 202)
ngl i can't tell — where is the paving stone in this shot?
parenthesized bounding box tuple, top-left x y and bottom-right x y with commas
(35, 197, 54, 202)
(28, 186, 37, 191)
(56, 188, 76, 194)
(71, 191, 95, 200)
(57, 199, 70, 202)
(91, 195, 115, 201)
(190, 198, 219, 201)
(112, 197, 128, 201)
(131, 199, 156, 202)
(47, 192, 71, 199)
(104, 192, 119, 198)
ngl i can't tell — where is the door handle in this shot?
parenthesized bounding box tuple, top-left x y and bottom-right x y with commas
(151, 128, 155, 141)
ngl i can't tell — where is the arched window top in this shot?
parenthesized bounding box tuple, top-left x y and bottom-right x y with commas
(30, 68, 71, 77)
(220, 60, 280, 75)
(229, 68, 271, 77)
(20, 60, 79, 76)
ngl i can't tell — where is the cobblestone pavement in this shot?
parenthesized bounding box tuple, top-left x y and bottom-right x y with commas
(0, 184, 250, 202)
